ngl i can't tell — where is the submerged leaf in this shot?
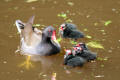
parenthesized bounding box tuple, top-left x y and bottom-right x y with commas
(104, 20, 112, 26)
(87, 41, 104, 49)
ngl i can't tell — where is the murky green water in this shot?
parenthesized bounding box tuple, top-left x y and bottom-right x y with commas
(0, 0, 120, 80)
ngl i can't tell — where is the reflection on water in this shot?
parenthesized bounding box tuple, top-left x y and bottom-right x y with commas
(0, 0, 120, 80)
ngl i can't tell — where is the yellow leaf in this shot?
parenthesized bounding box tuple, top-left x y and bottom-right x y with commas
(87, 41, 104, 49)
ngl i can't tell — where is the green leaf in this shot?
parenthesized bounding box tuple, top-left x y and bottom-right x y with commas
(57, 37, 62, 42)
(104, 20, 112, 26)
(33, 24, 41, 27)
(57, 13, 67, 19)
(97, 57, 108, 61)
(70, 41, 77, 45)
(66, 19, 72, 23)
(87, 41, 104, 49)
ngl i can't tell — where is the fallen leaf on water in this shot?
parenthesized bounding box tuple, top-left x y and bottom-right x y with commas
(4, 0, 11, 2)
(95, 75, 104, 78)
(100, 30, 105, 32)
(33, 24, 41, 27)
(97, 57, 108, 61)
(83, 28, 88, 31)
(86, 35, 92, 39)
(14, 7, 19, 10)
(57, 13, 67, 19)
(51, 72, 56, 80)
(94, 22, 98, 26)
(66, 19, 73, 23)
(26, 0, 38, 3)
(67, 2, 74, 6)
(70, 41, 77, 45)
(104, 20, 112, 26)
(57, 37, 62, 42)
(100, 64, 104, 67)
(87, 41, 104, 49)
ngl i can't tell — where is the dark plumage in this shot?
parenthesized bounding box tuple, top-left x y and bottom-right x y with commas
(15, 16, 61, 56)
(72, 43, 97, 61)
(59, 23, 85, 39)
(38, 26, 61, 56)
(64, 50, 86, 67)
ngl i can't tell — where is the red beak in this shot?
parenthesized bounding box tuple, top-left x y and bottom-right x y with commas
(60, 26, 64, 31)
(51, 30, 56, 40)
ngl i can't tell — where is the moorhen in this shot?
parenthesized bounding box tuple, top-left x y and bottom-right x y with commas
(64, 49, 86, 67)
(72, 43, 97, 61)
(15, 16, 61, 56)
(59, 23, 85, 39)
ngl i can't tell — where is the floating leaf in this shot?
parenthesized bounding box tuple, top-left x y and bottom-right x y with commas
(70, 41, 77, 45)
(14, 7, 18, 10)
(33, 24, 41, 27)
(26, 0, 38, 3)
(104, 20, 112, 26)
(86, 15, 90, 18)
(67, 2, 74, 6)
(100, 30, 105, 32)
(83, 28, 88, 31)
(94, 22, 98, 26)
(51, 73, 56, 80)
(66, 19, 73, 22)
(4, 0, 11, 2)
(87, 41, 104, 49)
(95, 75, 104, 78)
(86, 35, 92, 39)
(57, 37, 62, 42)
(97, 57, 108, 61)
(57, 13, 67, 19)
(100, 64, 104, 67)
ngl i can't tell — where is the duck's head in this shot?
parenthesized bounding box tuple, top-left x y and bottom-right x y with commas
(15, 16, 42, 46)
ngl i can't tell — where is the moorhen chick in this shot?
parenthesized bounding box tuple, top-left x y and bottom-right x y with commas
(64, 50, 86, 67)
(59, 23, 85, 39)
(15, 16, 61, 56)
(72, 43, 97, 61)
